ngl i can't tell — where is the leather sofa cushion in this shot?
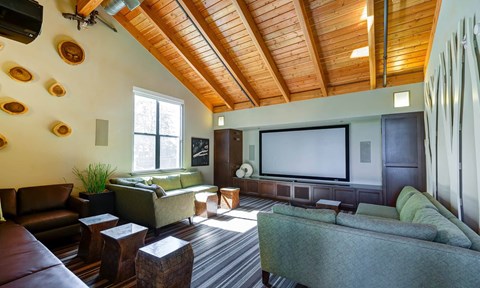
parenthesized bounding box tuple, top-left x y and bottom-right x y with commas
(272, 204, 336, 223)
(0, 241, 61, 285)
(16, 184, 73, 215)
(0, 221, 37, 248)
(399, 192, 437, 222)
(0, 265, 87, 288)
(395, 186, 418, 212)
(151, 175, 182, 191)
(180, 172, 203, 188)
(413, 208, 472, 248)
(356, 203, 399, 219)
(15, 210, 78, 233)
(0, 188, 16, 217)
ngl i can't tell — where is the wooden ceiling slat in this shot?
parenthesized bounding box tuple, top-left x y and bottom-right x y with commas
(177, 0, 261, 107)
(424, 0, 442, 74)
(138, 4, 236, 109)
(367, 0, 376, 90)
(232, 0, 291, 103)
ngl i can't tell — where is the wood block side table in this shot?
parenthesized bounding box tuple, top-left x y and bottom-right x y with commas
(315, 199, 341, 213)
(99, 223, 148, 283)
(220, 187, 240, 209)
(77, 213, 119, 263)
(136, 236, 194, 288)
(194, 192, 218, 218)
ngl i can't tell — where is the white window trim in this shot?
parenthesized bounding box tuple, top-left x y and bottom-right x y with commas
(132, 87, 185, 172)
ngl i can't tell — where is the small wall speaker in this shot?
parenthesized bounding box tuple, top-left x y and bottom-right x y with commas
(360, 141, 371, 163)
(95, 119, 109, 146)
(249, 145, 255, 161)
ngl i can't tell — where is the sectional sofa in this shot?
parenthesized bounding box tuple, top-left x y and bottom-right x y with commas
(107, 171, 217, 230)
(257, 186, 480, 288)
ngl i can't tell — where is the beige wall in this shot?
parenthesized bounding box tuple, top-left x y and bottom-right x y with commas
(0, 0, 213, 192)
(214, 82, 425, 185)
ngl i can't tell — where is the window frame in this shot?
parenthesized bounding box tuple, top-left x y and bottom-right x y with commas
(132, 87, 184, 172)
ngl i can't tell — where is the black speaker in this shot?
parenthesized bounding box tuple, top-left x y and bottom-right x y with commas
(0, 0, 43, 44)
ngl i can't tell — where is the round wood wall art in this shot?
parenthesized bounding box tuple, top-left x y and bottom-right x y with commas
(0, 134, 7, 150)
(0, 97, 29, 115)
(52, 121, 72, 137)
(58, 41, 85, 65)
(48, 82, 66, 97)
(8, 66, 33, 82)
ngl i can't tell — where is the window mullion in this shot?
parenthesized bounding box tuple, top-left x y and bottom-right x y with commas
(155, 101, 160, 169)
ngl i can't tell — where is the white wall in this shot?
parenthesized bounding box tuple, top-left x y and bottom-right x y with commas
(0, 0, 213, 192)
(214, 82, 425, 185)
(424, 0, 480, 231)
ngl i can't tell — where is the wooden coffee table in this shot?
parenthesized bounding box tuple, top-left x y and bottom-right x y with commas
(77, 213, 119, 262)
(99, 223, 148, 282)
(315, 199, 341, 213)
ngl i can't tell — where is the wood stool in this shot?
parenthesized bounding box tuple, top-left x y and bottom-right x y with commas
(220, 187, 240, 209)
(194, 192, 218, 218)
(136, 236, 194, 288)
(77, 213, 119, 262)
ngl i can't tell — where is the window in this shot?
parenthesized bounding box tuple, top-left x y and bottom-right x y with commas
(133, 88, 183, 171)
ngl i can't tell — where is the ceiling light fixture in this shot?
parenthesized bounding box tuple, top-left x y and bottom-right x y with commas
(393, 91, 410, 108)
(218, 116, 225, 127)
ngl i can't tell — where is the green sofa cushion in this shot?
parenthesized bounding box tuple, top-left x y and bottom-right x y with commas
(413, 208, 472, 248)
(272, 204, 336, 224)
(152, 175, 182, 191)
(449, 217, 480, 252)
(422, 192, 457, 220)
(113, 178, 146, 186)
(337, 213, 437, 241)
(180, 172, 204, 188)
(396, 186, 418, 213)
(356, 203, 399, 220)
(134, 183, 167, 198)
(399, 193, 437, 222)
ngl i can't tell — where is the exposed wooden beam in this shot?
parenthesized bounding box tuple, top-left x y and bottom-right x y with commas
(76, 0, 103, 17)
(176, 0, 260, 107)
(292, 0, 328, 97)
(114, 12, 214, 111)
(424, 0, 442, 74)
(367, 0, 376, 90)
(138, 4, 235, 109)
(232, 0, 290, 103)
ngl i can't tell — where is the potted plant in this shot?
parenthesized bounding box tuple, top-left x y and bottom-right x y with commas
(73, 163, 117, 216)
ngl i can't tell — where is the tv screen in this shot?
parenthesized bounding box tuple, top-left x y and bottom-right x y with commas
(260, 125, 349, 181)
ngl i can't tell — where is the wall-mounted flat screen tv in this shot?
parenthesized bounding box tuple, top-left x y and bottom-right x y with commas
(260, 125, 349, 181)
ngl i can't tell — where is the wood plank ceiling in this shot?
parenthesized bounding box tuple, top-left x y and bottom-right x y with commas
(90, 0, 438, 112)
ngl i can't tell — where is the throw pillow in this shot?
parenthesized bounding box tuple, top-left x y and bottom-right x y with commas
(395, 186, 418, 213)
(413, 208, 472, 248)
(272, 204, 336, 224)
(134, 183, 167, 198)
(151, 175, 182, 191)
(336, 213, 437, 241)
(399, 193, 437, 222)
(0, 198, 5, 222)
(115, 178, 146, 187)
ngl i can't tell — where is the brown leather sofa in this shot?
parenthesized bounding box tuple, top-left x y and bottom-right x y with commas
(0, 184, 89, 287)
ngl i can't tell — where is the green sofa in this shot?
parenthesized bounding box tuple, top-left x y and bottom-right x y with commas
(107, 171, 217, 231)
(258, 186, 480, 288)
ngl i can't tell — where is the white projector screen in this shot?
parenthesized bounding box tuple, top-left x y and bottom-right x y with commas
(260, 125, 349, 181)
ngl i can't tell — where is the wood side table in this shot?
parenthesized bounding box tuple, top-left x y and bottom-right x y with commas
(99, 223, 148, 283)
(136, 236, 194, 288)
(220, 187, 240, 209)
(315, 199, 341, 213)
(194, 192, 218, 218)
(77, 213, 119, 262)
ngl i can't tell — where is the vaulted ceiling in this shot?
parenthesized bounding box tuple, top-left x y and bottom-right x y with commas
(79, 0, 440, 112)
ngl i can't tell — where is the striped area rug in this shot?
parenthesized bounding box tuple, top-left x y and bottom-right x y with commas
(51, 196, 302, 288)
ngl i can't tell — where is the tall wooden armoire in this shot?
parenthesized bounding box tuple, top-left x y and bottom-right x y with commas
(382, 112, 426, 206)
(214, 129, 243, 188)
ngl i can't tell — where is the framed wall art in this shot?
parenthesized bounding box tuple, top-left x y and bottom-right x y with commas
(191, 137, 209, 166)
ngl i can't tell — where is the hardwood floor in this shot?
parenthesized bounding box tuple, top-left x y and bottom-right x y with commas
(50, 196, 301, 288)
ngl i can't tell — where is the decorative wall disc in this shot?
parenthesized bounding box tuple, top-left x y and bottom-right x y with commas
(0, 97, 29, 115)
(8, 66, 33, 82)
(52, 121, 72, 137)
(58, 40, 85, 65)
(48, 82, 66, 97)
(0, 134, 7, 150)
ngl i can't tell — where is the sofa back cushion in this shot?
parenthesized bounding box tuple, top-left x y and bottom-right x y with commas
(449, 217, 480, 252)
(413, 208, 472, 248)
(0, 188, 17, 217)
(151, 175, 182, 191)
(337, 213, 437, 241)
(272, 204, 336, 224)
(16, 184, 73, 215)
(399, 192, 437, 222)
(422, 192, 457, 220)
(396, 186, 418, 213)
(180, 172, 203, 188)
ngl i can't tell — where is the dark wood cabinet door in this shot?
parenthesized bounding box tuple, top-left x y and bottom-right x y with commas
(276, 183, 292, 200)
(293, 184, 311, 203)
(382, 112, 426, 206)
(245, 179, 259, 195)
(357, 189, 383, 205)
(214, 129, 243, 188)
(312, 186, 333, 203)
(334, 187, 356, 209)
(259, 181, 276, 198)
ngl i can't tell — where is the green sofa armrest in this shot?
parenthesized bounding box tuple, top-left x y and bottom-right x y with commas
(153, 191, 195, 228)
